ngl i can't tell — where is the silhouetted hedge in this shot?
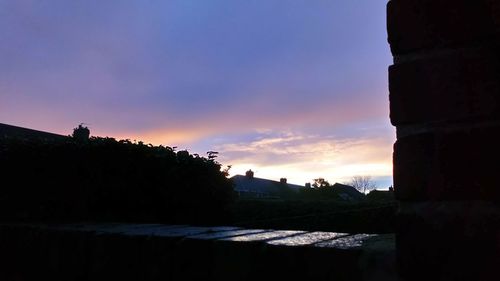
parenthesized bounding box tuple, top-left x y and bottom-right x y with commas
(0, 137, 235, 225)
(230, 199, 397, 233)
(365, 190, 395, 203)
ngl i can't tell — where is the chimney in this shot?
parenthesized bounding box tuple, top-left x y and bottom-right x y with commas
(245, 169, 254, 179)
(280, 178, 287, 184)
(305, 183, 311, 189)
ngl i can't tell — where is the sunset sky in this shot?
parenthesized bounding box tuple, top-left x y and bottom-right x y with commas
(0, 0, 395, 187)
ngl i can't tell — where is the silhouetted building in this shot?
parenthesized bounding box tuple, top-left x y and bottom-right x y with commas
(0, 123, 67, 141)
(366, 189, 395, 202)
(331, 183, 365, 202)
(231, 175, 302, 199)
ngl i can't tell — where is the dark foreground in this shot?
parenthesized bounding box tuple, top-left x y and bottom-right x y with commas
(0, 223, 395, 281)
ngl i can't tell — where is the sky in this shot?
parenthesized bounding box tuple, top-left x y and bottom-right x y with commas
(0, 0, 395, 188)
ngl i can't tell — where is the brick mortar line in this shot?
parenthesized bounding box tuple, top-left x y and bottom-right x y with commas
(398, 201, 500, 215)
(391, 42, 498, 65)
(396, 119, 500, 139)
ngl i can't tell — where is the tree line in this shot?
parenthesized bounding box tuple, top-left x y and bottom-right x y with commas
(0, 132, 235, 225)
(308, 175, 378, 193)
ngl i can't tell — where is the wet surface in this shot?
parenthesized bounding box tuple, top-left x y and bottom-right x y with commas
(0, 223, 397, 280)
(221, 230, 306, 242)
(16, 223, 386, 250)
(314, 234, 377, 249)
(268, 231, 349, 246)
(187, 228, 268, 240)
(109, 225, 240, 237)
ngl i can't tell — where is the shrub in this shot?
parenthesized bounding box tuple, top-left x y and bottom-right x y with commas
(0, 137, 235, 225)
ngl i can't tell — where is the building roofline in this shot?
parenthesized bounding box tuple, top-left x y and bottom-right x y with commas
(231, 174, 304, 189)
(0, 123, 68, 141)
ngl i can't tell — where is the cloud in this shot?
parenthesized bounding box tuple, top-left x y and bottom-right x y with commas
(0, 1, 394, 186)
(214, 127, 394, 186)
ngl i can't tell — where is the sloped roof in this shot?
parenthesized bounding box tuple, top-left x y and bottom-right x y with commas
(231, 175, 303, 195)
(0, 123, 67, 141)
(331, 183, 365, 201)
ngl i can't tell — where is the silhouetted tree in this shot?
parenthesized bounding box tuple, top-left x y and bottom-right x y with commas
(348, 175, 377, 194)
(222, 165, 232, 177)
(207, 151, 219, 161)
(312, 178, 330, 188)
(72, 124, 90, 142)
(0, 136, 235, 225)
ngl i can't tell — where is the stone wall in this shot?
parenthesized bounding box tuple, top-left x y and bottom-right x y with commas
(387, 1, 500, 280)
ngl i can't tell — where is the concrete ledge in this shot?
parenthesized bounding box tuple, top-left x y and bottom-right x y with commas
(0, 223, 395, 281)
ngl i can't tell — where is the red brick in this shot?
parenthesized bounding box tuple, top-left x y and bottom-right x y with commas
(389, 48, 500, 126)
(396, 201, 500, 281)
(393, 126, 500, 201)
(387, 0, 498, 55)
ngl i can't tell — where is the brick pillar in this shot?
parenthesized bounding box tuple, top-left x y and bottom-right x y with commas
(387, 1, 500, 280)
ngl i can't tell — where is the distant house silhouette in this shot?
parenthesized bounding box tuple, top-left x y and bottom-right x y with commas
(366, 189, 395, 202)
(331, 183, 365, 202)
(0, 123, 67, 141)
(231, 173, 303, 199)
